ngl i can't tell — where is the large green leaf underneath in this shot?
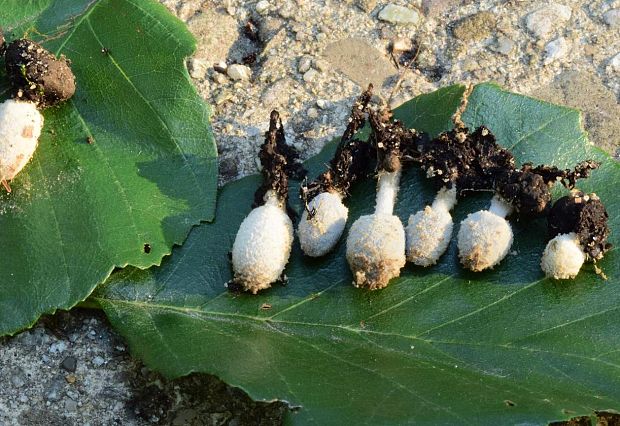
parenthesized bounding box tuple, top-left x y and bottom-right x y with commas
(95, 84, 620, 424)
(0, 0, 217, 335)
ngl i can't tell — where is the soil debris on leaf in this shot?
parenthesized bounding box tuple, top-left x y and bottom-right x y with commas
(548, 191, 611, 260)
(4, 39, 76, 107)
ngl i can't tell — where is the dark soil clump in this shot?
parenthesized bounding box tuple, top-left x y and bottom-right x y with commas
(4, 39, 76, 107)
(301, 86, 374, 210)
(253, 110, 305, 209)
(548, 191, 611, 260)
(416, 126, 514, 194)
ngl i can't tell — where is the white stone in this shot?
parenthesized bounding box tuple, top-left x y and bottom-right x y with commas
(256, 0, 270, 15)
(303, 69, 318, 82)
(316, 99, 328, 109)
(378, 4, 422, 26)
(307, 107, 319, 119)
(492, 36, 515, 56)
(609, 52, 620, 72)
(525, 3, 572, 39)
(603, 9, 620, 27)
(227, 64, 252, 81)
(298, 56, 312, 73)
(543, 37, 568, 64)
(188, 58, 208, 79)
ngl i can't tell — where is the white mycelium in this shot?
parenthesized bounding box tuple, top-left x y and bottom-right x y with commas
(346, 170, 406, 290)
(231, 190, 294, 294)
(541, 232, 585, 279)
(0, 99, 44, 191)
(457, 195, 514, 271)
(406, 186, 457, 266)
(298, 191, 348, 257)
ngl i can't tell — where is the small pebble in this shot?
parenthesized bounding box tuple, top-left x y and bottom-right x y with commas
(307, 107, 319, 119)
(491, 36, 515, 56)
(543, 37, 568, 64)
(92, 356, 105, 367)
(227, 64, 252, 81)
(525, 3, 572, 39)
(378, 4, 422, 25)
(355, 0, 377, 13)
(256, 0, 270, 15)
(188, 58, 208, 79)
(603, 9, 620, 27)
(609, 53, 620, 72)
(298, 56, 312, 73)
(61, 356, 77, 373)
(49, 341, 67, 354)
(316, 99, 328, 109)
(303, 69, 318, 82)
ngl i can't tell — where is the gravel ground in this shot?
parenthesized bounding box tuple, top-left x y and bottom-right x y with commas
(1, 0, 618, 424)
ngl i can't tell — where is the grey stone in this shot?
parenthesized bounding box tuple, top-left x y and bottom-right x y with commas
(323, 38, 397, 89)
(525, 4, 572, 39)
(543, 37, 568, 64)
(491, 36, 515, 55)
(227, 64, 252, 81)
(92, 356, 105, 367)
(609, 53, 620, 72)
(10, 369, 26, 388)
(452, 11, 496, 42)
(603, 9, 620, 27)
(378, 4, 422, 26)
(61, 356, 77, 373)
(303, 69, 318, 82)
(256, 0, 270, 15)
(65, 399, 78, 412)
(298, 56, 313, 73)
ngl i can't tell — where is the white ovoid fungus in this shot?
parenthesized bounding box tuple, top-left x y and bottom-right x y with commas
(231, 190, 294, 294)
(457, 195, 514, 271)
(298, 191, 348, 257)
(540, 232, 585, 279)
(406, 187, 457, 266)
(346, 170, 406, 290)
(0, 99, 44, 192)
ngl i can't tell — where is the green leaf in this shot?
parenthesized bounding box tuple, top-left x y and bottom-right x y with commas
(94, 84, 620, 424)
(0, 0, 217, 335)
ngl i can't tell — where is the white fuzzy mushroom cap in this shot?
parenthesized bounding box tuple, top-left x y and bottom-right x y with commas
(0, 100, 44, 182)
(406, 187, 457, 267)
(298, 191, 348, 257)
(232, 192, 293, 294)
(457, 197, 514, 271)
(541, 232, 585, 280)
(346, 214, 406, 290)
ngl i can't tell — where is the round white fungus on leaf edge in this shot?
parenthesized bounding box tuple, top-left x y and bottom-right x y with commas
(232, 192, 293, 294)
(0, 99, 44, 182)
(457, 209, 513, 272)
(346, 214, 406, 290)
(298, 191, 348, 257)
(406, 187, 456, 266)
(541, 232, 585, 279)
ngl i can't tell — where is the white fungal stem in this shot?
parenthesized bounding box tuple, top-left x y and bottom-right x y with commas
(457, 195, 514, 271)
(541, 232, 585, 279)
(0, 99, 44, 192)
(232, 189, 293, 294)
(298, 190, 348, 257)
(375, 170, 400, 215)
(406, 187, 457, 266)
(346, 169, 406, 290)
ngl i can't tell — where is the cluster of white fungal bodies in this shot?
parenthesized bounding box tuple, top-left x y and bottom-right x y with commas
(0, 99, 44, 191)
(540, 232, 585, 279)
(231, 190, 294, 294)
(457, 195, 514, 271)
(405, 187, 457, 266)
(346, 170, 406, 290)
(298, 191, 348, 257)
